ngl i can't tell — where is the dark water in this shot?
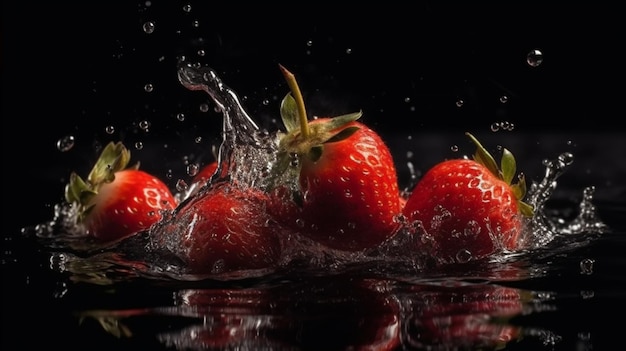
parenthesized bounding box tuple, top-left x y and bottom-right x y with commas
(3, 2, 625, 350)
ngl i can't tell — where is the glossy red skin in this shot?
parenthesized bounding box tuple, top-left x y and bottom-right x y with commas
(167, 184, 281, 275)
(192, 161, 218, 187)
(84, 169, 176, 242)
(290, 119, 402, 252)
(401, 159, 522, 263)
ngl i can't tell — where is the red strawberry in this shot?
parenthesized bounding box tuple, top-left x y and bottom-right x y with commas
(157, 183, 281, 277)
(192, 161, 218, 186)
(184, 160, 219, 199)
(401, 133, 534, 263)
(269, 65, 402, 251)
(64, 141, 177, 242)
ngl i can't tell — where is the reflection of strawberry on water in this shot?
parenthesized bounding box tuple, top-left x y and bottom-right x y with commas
(399, 282, 525, 350)
(163, 277, 401, 350)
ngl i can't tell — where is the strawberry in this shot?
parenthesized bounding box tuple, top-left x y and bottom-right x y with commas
(269, 65, 402, 251)
(401, 133, 534, 263)
(64, 141, 177, 242)
(156, 182, 281, 277)
(184, 160, 218, 199)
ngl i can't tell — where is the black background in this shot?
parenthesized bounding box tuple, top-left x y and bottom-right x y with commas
(4, 1, 625, 225)
(3, 1, 626, 349)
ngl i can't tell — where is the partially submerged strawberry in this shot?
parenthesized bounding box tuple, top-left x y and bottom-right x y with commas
(64, 141, 177, 242)
(269, 65, 402, 252)
(401, 132, 534, 263)
(159, 183, 281, 277)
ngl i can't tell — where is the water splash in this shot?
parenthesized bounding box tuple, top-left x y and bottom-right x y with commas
(23, 62, 609, 282)
(177, 62, 279, 197)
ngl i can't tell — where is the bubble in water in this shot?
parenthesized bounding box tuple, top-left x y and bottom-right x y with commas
(192, 20, 200, 28)
(182, 4, 191, 12)
(142, 21, 155, 34)
(306, 40, 313, 47)
(135, 142, 144, 150)
(197, 49, 205, 57)
(455, 99, 464, 107)
(194, 136, 202, 144)
(176, 113, 185, 121)
(345, 48, 352, 54)
(526, 49, 544, 67)
(450, 145, 459, 152)
(105, 125, 115, 134)
(499, 95, 509, 104)
(144, 83, 154, 92)
(56, 135, 75, 152)
(199, 103, 210, 112)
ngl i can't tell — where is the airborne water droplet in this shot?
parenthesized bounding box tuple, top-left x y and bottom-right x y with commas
(56, 135, 75, 152)
(580, 258, 595, 275)
(142, 21, 155, 34)
(187, 164, 199, 176)
(526, 49, 544, 67)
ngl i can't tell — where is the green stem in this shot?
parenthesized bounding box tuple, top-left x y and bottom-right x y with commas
(279, 64, 310, 138)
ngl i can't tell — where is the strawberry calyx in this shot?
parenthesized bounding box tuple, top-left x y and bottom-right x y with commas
(64, 141, 139, 221)
(465, 132, 534, 218)
(270, 65, 362, 183)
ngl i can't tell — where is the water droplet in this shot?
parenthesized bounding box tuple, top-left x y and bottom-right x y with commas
(182, 4, 192, 12)
(56, 135, 75, 152)
(139, 120, 151, 131)
(187, 164, 199, 176)
(580, 258, 594, 275)
(526, 49, 544, 67)
(144, 83, 154, 92)
(559, 152, 575, 166)
(580, 290, 595, 299)
(176, 179, 189, 192)
(142, 21, 155, 34)
(456, 249, 472, 263)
